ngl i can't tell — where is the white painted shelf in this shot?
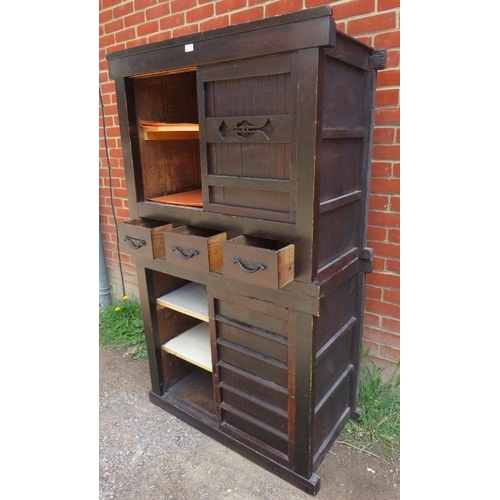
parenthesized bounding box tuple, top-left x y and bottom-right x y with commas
(162, 323, 212, 372)
(156, 282, 208, 322)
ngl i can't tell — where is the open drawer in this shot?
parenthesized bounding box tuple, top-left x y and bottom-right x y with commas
(164, 226, 227, 272)
(222, 235, 294, 289)
(118, 218, 173, 260)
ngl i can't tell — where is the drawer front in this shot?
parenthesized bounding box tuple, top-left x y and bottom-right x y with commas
(164, 226, 226, 272)
(223, 235, 294, 289)
(118, 218, 173, 260)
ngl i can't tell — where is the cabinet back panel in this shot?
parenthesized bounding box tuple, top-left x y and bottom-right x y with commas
(133, 72, 201, 199)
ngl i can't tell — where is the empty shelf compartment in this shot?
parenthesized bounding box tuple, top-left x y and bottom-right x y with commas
(162, 323, 212, 372)
(156, 282, 208, 321)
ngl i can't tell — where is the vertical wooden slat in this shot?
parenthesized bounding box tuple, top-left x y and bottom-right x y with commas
(293, 48, 320, 281)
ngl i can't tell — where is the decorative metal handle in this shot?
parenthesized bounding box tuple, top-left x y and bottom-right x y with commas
(233, 259, 267, 273)
(172, 246, 200, 259)
(218, 119, 273, 140)
(124, 235, 146, 250)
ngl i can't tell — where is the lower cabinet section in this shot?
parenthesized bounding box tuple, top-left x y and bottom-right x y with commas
(139, 260, 361, 495)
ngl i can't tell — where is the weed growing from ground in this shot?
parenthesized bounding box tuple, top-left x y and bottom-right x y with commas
(99, 296, 147, 359)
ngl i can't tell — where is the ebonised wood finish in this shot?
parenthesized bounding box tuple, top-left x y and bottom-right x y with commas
(107, 6, 385, 495)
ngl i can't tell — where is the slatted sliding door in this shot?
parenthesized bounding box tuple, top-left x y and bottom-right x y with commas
(197, 53, 296, 223)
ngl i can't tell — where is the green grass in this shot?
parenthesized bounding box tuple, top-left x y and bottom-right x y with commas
(342, 360, 400, 462)
(99, 296, 148, 360)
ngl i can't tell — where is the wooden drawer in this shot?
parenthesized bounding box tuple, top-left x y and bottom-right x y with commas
(118, 218, 173, 260)
(222, 235, 294, 289)
(164, 226, 227, 272)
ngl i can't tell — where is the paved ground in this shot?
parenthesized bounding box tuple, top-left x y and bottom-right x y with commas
(99, 347, 400, 499)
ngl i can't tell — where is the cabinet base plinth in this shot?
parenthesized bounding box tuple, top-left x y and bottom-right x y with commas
(149, 390, 321, 496)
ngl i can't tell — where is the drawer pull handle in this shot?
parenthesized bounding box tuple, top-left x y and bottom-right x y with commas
(233, 259, 267, 273)
(124, 235, 146, 250)
(172, 246, 200, 259)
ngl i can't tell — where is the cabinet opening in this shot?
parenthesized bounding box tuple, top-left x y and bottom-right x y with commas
(156, 279, 215, 417)
(133, 70, 202, 208)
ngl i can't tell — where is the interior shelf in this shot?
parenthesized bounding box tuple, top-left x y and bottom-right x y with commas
(149, 189, 203, 208)
(162, 322, 212, 372)
(156, 282, 208, 321)
(140, 120, 200, 141)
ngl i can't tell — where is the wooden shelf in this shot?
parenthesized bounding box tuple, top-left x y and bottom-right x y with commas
(156, 282, 208, 321)
(162, 323, 212, 372)
(149, 189, 203, 208)
(140, 120, 200, 140)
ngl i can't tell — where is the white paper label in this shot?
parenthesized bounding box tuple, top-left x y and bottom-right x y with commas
(184, 43, 194, 53)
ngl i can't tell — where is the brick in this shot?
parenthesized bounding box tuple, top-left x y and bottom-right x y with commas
(104, 18, 124, 34)
(231, 6, 264, 24)
(137, 21, 158, 37)
(376, 69, 400, 86)
(201, 15, 230, 32)
(387, 49, 400, 68)
(389, 196, 400, 212)
(173, 24, 199, 37)
(381, 316, 400, 333)
(159, 13, 184, 30)
(364, 327, 400, 348)
(368, 210, 399, 229)
(305, 0, 333, 7)
(216, 0, 247, 15)
(364, 312, 381, 328)
(146, 4, 171, 21)
(248, 0, 267, 5)
(388, 228, 399, 244)
(369, 194, 389, 210)
(348, 13, 396, 35)
(101, 0, 122, 9)
(369, 241, 400, 259)
(378, 0, 400, 11)
(367, 226, 387, 241)
(100, 33, 116, 49)
(372, 144, 400, 161)
(171, 0, 197, 13)
(373, 127, 395, 144)
(332, 0, 375, 20)
(100, 9, 113, 24)
(366, 270, 400, 288)
(370, 178, 400, 194)
(186, 4, 214, 23)
(371, 161, 392, 177)
(362, 340, 381, 356)
(371, 256, 385, 272)
(134, 0, 157, 10)
(365, 298, 400, 318)
(116, 27, 137, 43)
(379, 345, 400, 362)
(375, 107, 400, 125)
(376, 89, 399, 106)
(148, 31, 173, 43)
(265, 0, 303, 17)
(125, 11, 145, 28)
(383, 288, 400, 304)
(375, 30, 400, 49)
(366, 285, 382, 300)
(128, 37, 149, 47)
(395, 128, 400, 144)
(385, 259, 400, 274)
(113, 2, 134, 18)
(393, 162, 400, 177)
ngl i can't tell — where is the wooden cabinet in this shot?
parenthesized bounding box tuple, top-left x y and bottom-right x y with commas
(106, 6, 385, 495)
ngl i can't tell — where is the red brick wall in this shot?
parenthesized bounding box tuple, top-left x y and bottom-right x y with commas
(99, 0, 400, 376)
